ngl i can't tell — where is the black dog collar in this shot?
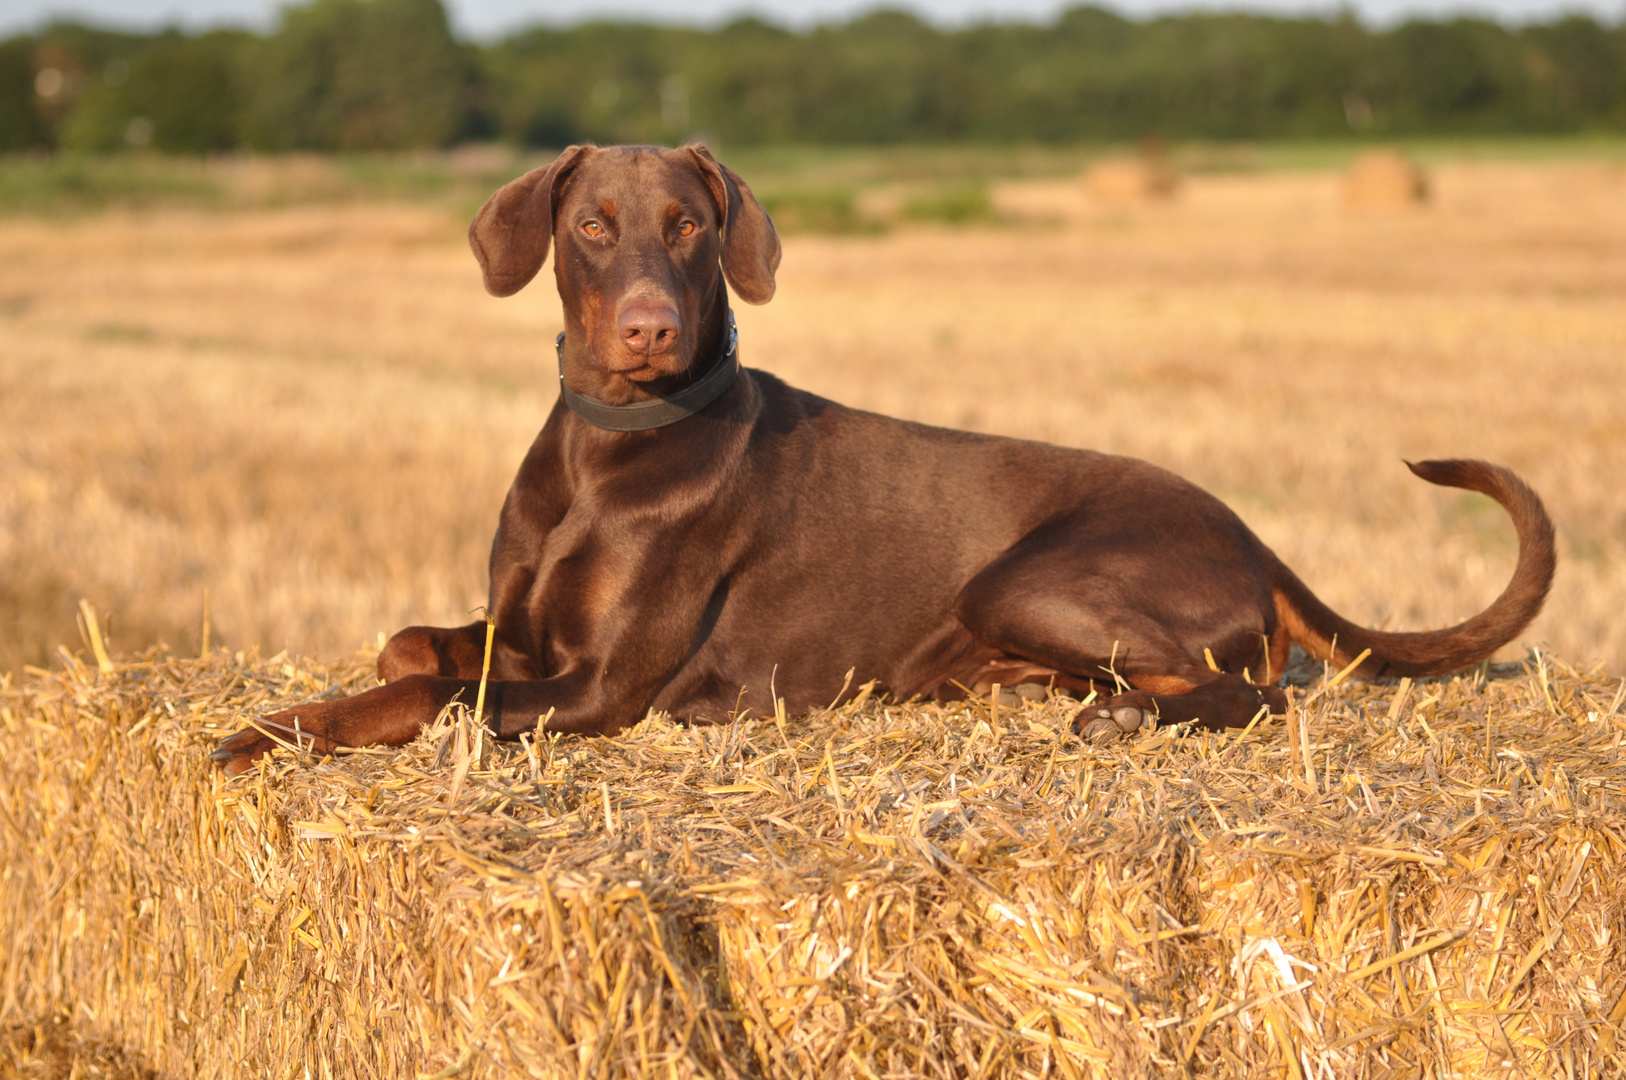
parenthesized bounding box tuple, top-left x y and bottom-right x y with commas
(557, 311, 740, 432)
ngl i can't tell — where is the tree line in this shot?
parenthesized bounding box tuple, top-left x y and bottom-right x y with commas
(2, 0, 1624, 155)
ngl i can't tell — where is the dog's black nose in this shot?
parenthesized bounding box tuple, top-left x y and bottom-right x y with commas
(618, 303, 680, 356)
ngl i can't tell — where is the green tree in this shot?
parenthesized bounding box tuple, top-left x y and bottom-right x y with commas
(8, 6, 1626, 158)
(471, 6, 1626, 147)
(0, 38, 50, 152)
(685, 18, 801, 145)
(788, 11, 969, 143)
(243, 0, 470, 151)
(59, 31, 246, 153)
(1378, 18, 1522, 131)
(1520, 16, 1626, 129)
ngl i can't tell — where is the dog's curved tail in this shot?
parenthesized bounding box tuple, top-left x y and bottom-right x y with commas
(1271, 459, 1555, 679)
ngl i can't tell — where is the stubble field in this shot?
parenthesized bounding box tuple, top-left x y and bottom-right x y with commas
(1, 152, 1623, 678)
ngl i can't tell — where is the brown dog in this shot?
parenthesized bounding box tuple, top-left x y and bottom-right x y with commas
(212, 145, 1555, 775)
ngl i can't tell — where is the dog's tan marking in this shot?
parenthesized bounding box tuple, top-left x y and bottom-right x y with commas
(1275, 588, 1335, 664)
(1130, 674, 1200, 695)
(1263, 625, 1291, 685)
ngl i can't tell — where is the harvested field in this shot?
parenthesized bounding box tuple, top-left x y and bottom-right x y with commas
(2, 156, 1624, 675)
(2, 646, 1624, 1077)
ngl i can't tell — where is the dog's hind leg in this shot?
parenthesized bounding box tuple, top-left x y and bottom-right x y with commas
(952, 533, 1288, 741)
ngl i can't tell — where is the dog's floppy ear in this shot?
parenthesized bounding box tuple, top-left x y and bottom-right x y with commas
(687, 144, 782, 305)
(469, 145, 592, 298)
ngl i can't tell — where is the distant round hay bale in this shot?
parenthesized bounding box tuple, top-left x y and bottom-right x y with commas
(1344, 148, 1429, 209)
(1081, 157, 1179, 203)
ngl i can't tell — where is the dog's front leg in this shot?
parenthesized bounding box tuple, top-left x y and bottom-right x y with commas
(211, 660, 679, 776)
(211, 675, 456, 776)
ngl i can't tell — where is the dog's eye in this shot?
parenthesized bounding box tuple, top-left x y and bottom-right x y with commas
(677, 221, 697, 238)
(581, 221, 604, 237)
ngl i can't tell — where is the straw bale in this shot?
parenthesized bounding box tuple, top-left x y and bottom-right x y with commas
(1082, 158, 1179, 203)
(1344, 149, 1429, 209)
(3, 644, 1625, 1078)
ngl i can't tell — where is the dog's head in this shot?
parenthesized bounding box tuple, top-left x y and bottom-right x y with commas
(470, 144, 781, 384)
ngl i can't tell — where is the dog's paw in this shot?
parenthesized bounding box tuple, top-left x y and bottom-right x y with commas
(210, 709, 342, 776)
(1071, 694, 1154, 744)
(210, 726, 278, 777)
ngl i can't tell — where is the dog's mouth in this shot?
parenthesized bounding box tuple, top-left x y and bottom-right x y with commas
(616, 355, 691, 383)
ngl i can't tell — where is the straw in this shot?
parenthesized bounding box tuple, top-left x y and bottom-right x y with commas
(76, 598, 115, 676)
(3, 643, 1624, 1078)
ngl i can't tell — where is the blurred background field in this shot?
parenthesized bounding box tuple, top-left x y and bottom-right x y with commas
(1, 140, 1624, 678)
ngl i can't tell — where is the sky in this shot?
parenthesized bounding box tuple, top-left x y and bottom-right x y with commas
(1, 0, 1620, 40)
